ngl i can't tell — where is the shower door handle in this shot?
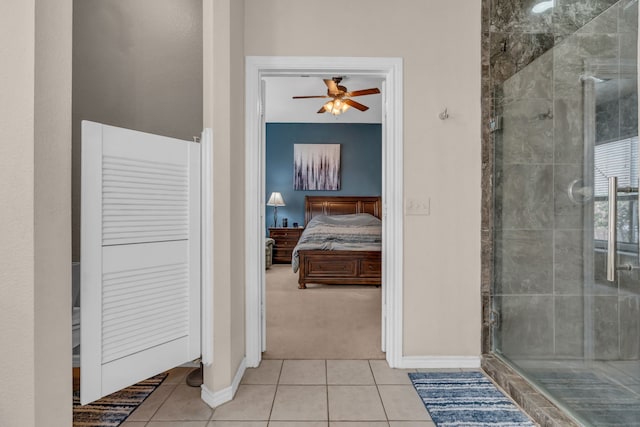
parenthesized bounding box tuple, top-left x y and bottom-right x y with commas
(607, 176, 618, 282)
(606, 178, 639, 281)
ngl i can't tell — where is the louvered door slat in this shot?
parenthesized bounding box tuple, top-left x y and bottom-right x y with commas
(103, 281, 188, 310)
(103, 323, 189, 363)
(102, 153, 190, 246)
(102, 317, 188, 351)
(102, 263, 186, 280)
(103, 270, 188, 293)
(102, 316, 189, 350)
(103, 178, 188, 188)
(102, 301, 188, 333)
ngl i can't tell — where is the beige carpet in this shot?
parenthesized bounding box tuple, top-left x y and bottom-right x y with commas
(263, 264, 385, 360)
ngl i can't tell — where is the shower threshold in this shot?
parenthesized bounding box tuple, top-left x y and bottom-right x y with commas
(482, 354, 581, 427)
(485, 353, 640, 426)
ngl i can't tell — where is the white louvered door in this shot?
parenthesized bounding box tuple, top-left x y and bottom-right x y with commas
(81, 121, 200, 405)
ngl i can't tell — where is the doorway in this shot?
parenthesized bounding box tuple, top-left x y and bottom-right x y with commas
(244, 56, 404, 368)
(263, 113, 385, 359)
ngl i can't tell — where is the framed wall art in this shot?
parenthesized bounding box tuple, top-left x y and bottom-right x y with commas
(293, 143, 341, 190)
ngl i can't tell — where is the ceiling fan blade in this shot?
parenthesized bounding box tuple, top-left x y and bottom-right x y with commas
(344, 98, 369, 111)
(292, 95, 330, 99)
(323, 79, 340, 96)
(346, 88, 381, 97)
(317, 106, 327, 114)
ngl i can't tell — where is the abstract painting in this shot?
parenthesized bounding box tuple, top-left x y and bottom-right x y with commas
(293, 144, 341, 190)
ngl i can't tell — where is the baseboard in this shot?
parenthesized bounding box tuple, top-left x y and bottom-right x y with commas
(400, 355, 481, 369)
(201, 357, 247, 408)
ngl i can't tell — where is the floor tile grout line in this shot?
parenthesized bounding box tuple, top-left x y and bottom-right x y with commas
(374, 380, 390, 422)
(139, 377, 180, 424)
(370, 359, 392, 424)
(368, 359, 379, 385)
(326, 359, 330, 424)
(276, 359, 284, 385)
(266, 359, 285, 422)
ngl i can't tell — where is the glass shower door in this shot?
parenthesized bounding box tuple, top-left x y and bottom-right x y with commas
(574, 58, 640, 425)
(492, 1, 640, 424)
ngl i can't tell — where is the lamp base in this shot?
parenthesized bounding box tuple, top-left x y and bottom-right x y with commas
(273, 206, 278, 228)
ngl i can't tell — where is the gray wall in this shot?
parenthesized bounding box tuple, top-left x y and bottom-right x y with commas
(492, 0, 638, 360)
(72, 0, 203, 261)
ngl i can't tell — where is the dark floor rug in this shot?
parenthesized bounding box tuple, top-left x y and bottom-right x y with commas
(73, 373, 167, 427)
(409, 371, 535, 427)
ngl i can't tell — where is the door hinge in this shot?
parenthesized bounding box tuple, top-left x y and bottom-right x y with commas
(489, 309, 500, 329)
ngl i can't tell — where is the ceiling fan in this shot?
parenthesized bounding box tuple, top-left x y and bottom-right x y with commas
(292, 77, 380, 115)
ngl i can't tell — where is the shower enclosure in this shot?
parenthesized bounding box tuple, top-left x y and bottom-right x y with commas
(492, 0, 639, 425)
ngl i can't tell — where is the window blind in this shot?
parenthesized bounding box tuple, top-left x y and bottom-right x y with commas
(594, 136, 639, 197)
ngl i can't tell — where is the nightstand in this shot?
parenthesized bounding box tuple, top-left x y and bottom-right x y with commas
(269, 227, 304, 263)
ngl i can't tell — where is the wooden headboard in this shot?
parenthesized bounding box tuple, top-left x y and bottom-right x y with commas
(304, 196, 382, 225)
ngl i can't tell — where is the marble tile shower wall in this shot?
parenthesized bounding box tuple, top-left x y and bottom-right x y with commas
(482, 0, 639, 359)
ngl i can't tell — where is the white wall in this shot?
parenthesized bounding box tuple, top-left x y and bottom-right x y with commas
(229, 0, 246, 383)
(0, 0, 72, 425)
(0, 1, 37, 423)
(203, 0, 246, 393)
(244, 0, 482, 358)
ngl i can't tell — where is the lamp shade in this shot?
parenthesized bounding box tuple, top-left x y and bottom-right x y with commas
(266, 192, 285, 206)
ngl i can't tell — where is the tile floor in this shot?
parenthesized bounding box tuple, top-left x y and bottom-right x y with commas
(120, 359, 457, 426)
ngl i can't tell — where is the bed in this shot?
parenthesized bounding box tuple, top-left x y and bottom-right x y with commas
(293, 196, 382, 289)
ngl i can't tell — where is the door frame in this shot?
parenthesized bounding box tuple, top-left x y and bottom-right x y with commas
(244, 56, 404, 368)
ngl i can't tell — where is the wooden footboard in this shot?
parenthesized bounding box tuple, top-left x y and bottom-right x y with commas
(297, 250, 381, 289)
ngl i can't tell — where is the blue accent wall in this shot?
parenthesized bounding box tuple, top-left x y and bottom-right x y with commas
(266, 123, 381, 232)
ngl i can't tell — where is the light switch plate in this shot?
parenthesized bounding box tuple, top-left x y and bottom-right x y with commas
(406, 197, 430, 215)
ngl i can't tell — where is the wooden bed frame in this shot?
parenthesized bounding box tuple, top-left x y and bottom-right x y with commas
(297, 196, 382, 289)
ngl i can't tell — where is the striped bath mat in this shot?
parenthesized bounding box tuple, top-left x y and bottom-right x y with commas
(73, 372, 167, 426)
(409, 371, 535, 426)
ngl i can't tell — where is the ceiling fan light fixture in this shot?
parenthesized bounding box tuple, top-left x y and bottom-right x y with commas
(323, 101, 334, 113)
(323, 99, 350, 115)
(294, 77, 379, 115)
